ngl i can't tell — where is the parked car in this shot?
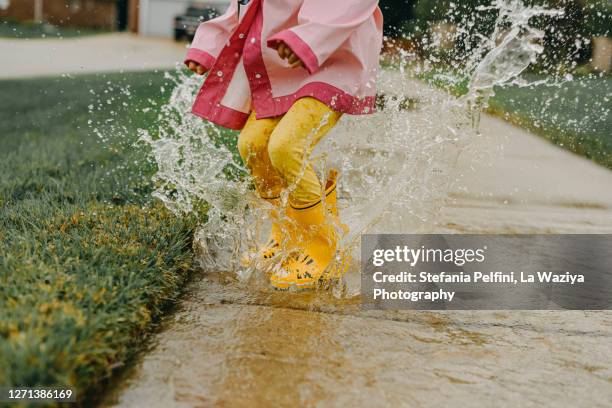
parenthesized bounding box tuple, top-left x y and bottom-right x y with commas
(174, 3, 223, 41)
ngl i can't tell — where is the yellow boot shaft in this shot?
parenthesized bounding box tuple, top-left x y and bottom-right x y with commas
(271, 171, 349, 290)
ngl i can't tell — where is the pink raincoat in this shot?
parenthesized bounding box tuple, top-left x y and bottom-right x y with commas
(184, 0, 384, 130)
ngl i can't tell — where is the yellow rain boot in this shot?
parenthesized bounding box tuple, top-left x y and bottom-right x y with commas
(241, 195, 290, 267)
(259, 196, 286, 260)
(270, 171, 348, 290)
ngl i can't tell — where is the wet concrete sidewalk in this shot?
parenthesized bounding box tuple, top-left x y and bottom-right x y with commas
(438, 112, 612, 234)
(104, 276, 612, 407)
(0, 33, 187, 79)
(103, 78, 612, 406)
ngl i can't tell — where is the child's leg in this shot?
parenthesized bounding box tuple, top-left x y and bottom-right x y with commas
(267, 97, 342, 206)
(237, 111, 284, 198)
(265, 98, 345, 289)
(238, 111, 290, 262)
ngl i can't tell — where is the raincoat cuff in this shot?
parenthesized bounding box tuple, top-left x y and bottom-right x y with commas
(184, 48, 216, 70)
(267, 30, 320, 75)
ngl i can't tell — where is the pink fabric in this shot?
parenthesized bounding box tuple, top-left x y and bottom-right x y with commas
(184, 49, 216, 70)
(192, 95, 249, 131)
(187, 0, 239, 62)
(187, 0, 383, 130)
(267, 30, 319, 75)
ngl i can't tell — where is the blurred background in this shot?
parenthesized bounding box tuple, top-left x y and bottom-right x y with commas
(0, 0, 227, 37)
(0, 0, 609, 74)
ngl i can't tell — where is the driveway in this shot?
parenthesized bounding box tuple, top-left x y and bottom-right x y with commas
(0, 33, 187, 79)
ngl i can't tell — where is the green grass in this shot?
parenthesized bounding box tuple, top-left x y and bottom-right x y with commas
(419, 67, 469, 97)
(420, 70, 612, 169)
(0, 72, 200, 403)
(0, 20, 108, 39)
(488, 74, 611, 169)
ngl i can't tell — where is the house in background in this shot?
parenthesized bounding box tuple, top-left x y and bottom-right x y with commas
(0, 0, 229, 38)
(0, 0, 140, 32)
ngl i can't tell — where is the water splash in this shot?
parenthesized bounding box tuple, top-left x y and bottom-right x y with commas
(138, 0, 577, 295)
(137, 71, 254, 272)
(463, 0, 564, 127)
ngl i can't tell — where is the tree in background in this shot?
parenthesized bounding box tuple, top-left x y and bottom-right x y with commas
(379, 0, 414, 36)
(582, 0, 612, 72)
(385, 0, 610, 73)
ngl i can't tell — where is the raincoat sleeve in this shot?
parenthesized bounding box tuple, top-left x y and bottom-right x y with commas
(184, 1, 239, 70)
(266, 0, 380, 75)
